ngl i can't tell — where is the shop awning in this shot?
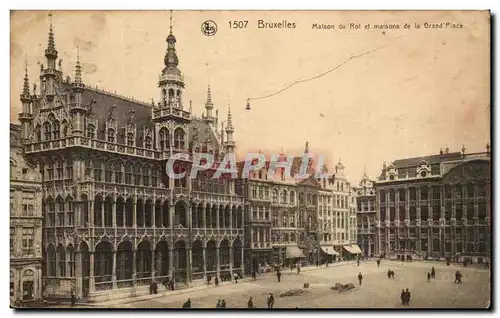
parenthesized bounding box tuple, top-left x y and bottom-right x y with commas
(320, 246, 339, 255)
(286, 246, 306, 259)
(343, 245, 355, 254)
(350, 244, 363, 254)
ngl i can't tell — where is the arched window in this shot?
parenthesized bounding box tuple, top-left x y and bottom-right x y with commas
(105, 162, 113, 182)
(107, 128, 115, 143)
(134, 165, 141, 186)
(87, 124, 95, 139)
(114, 162, 123, 184)
(281, 190, 287, 203)
(127, 133, 134, 146)
(159, 128, 169, 151)
(290, 191, 295, 203)
(53, 121, 60, 139)
(145, 136, 152, 150)
(56, 159, 63, 179)
(35, 124, 41, 141)
(142, 166, 150, 186)
(93, 160, 102, 182)
(174, 128, 185, 149)
(43, 122, 51, 141)
(125, 163, 132, 184)
(168, 88, 175, 104)
(272, 189, 278, 202)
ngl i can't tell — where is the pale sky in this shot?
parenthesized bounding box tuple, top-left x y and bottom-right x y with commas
(10, 10, 490, 185)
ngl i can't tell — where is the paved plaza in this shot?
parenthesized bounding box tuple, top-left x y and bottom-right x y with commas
(96, 261, 490, 309)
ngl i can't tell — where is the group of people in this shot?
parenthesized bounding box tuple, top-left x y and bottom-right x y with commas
(400, 288, 411, 306)
(387, 269, 395, 279)
(215, 299, 227, 308)
(206, 274, 219, 287)
(246, 294, 275, 308)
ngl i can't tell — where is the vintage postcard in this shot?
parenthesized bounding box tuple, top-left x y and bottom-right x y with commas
(10, 10, 490, 309)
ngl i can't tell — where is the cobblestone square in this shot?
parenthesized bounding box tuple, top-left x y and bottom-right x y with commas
(108, 261, 490, 309)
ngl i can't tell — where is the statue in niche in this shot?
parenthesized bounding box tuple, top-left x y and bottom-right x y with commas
(107, 104, 116, 121)
(127, 109, 136, 125)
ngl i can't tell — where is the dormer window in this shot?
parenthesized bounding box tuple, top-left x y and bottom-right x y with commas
(53, 121, 60, 139)
(107, 129, 115, 143)
(145, 136, 152, 149)
(44, 122, 52, 141)
(127, 133, 134, 147)
(86, 124, 95, 139)
(174, 128, 185, 149)
(159, 128, 169, 151)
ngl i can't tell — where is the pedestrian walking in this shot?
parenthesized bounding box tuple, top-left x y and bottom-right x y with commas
(357, 259, 360, 267)
(267, 293, 275, 308)
(247, 297, 254, 308)
(427, 272, 431, 282)
(70, 282, 76, 307)
(216, 300, 221, 308)
(207, 274, 212, 286)
(391, 270, 395, 279)
(431, 267, 436, 278)
(405, 288, 411, 305)
(387, 269, 392, 279)
(454, 271, 462, 284)
(296, 263, 301, 274)
(400, 289, 406, 305)
(221, 299, 226, 308)
(377, 259, 380, 267)
(215, 276, 219, 287)
(357, 272, 363, 285)
(233, 272, 239, 283)
(277, 270, 282, 282)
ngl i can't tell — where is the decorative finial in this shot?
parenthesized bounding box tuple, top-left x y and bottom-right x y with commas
(47, 12, 56, 53)
(383, 161, 387, 169)
(74, 46, 82, 84)
(189, 100, 192, 113)
(22, 56, 30, 96)
(304, 141, 309, 154)
(486, 142, 490, 153)
(461, 144, 466, 155)
(246, 98, 251, 110)
(363, 165, 367, 177)
(227, 106, 233, 128)
(169, 10, 173, 34)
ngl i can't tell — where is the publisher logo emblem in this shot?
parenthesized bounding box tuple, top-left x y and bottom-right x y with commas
(201, 20, 218, 36)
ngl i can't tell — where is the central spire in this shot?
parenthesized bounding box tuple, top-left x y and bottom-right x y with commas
(164, 10, 179, 68)
(74, 47, 82, 84)
(22, 57, 30, 97)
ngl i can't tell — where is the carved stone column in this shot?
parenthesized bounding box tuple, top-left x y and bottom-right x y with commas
(89, 252, 95, 292)
(112, 251, 117, 289)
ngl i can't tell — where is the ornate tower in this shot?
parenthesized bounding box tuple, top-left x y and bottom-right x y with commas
(152, 11, 191, 153)
(70, 50, 87, 135)
(158, 12, 185, 110)
(19, 60, 33, 141)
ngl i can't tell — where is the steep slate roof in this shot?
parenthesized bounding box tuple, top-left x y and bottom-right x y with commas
(392, 152, 462, 168)
(60, 83, 220, 151)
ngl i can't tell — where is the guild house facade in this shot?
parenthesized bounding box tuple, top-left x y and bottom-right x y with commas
(354, 173, 376, 258)
(17, 16, 245, 302)
(10, 124, 44, 304)
(375, 146, 491, 262)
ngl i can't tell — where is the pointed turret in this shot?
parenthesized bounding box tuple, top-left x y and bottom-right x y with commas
(74, 49, 82, 85)
(45, 13, 58, 68)
(19, 58, 33, 141)
(304, 141, 309, 154)
(205, 85, 214, 119)
(225, 106, 235, 153)
(21, 59, 31, 102)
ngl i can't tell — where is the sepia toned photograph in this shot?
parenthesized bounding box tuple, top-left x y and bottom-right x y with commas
(9, 10, 491, 309)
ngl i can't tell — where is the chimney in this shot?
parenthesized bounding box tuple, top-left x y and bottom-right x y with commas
(439, 148, 444, 155)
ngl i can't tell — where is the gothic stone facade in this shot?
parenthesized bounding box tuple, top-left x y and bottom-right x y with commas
(375, 147, 491, 261)
(10, 124, 44, 303)
(18, 19, 244, 302)
(354, 174, 376, 258)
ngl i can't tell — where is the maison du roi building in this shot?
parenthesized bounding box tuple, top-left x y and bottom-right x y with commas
(374, 147, 491, 262)
(10, 124, 44, 303)
(16, 17, 246, 302)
